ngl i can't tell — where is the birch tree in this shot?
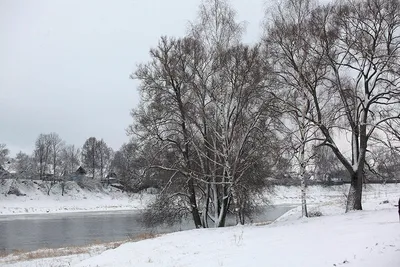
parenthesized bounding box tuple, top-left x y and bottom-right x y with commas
(266, 0, 324, 217)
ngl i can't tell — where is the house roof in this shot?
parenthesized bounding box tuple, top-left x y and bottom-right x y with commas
(75, 166, 87, 175)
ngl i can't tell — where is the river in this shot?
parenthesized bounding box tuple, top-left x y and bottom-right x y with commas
(0, 205, 293, 253)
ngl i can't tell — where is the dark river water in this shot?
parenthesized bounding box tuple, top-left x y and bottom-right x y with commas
(0, 205, 293, 253)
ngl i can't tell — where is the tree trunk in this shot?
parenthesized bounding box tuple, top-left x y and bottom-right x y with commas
(346, 171, 363, 212)
(299, 138, 308, 218)
(61, 182, 65, 196)
(300, 176, 308, 217)
(174, 86, 202, 228)
(188, 177, 202, 228)
(216, 187, 230, 227)
(202, 183, 210, 228)
(299, 97, 308, 217)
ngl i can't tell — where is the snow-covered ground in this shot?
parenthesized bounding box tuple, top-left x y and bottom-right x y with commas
(76, 209, 400, 267)
(3, 207, 399, 267)
(1, 182, 399, 267)
(0, 179, 152, 215)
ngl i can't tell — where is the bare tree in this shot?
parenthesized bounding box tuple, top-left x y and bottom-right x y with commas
(34, 134, 52, 179)
(96, 139, 112, 179)
(58, 144, 80, 196)
(131, 0, 280, 228)
(61, 145, 80, 175)
(266, 0, 326, 217)
(111, 141, 149, 190)
(48, 133, 65, 177)
(131, 36, 204, 227)
(14, 151, 35, 179)
(81, 137, 98, 179)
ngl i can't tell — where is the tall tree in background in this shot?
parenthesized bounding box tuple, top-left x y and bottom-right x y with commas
(48, 132, 65, 177)
(111, 142, 145, 189)
(60, 145, 80, 175)
(34, 134, 52, 179)
(313, 146, 342, 182)
(14, 152, 35, 179)
(81, 137, 98, 179)
(96, 139, 113, 179)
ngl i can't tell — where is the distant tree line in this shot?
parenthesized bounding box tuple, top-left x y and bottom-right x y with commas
(1, 135, 125, 184)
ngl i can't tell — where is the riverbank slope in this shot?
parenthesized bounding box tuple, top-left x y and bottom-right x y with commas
(0, 179, 151, 215)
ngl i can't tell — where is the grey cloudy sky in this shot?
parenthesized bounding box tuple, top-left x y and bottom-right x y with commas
(0, 0, 267, 156)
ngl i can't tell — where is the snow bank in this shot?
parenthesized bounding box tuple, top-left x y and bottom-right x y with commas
(0, 179, 153, 215)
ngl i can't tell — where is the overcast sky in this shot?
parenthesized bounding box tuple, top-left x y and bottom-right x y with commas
(0, 0, 267, 156)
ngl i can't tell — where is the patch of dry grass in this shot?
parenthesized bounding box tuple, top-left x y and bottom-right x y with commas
(129, 232, 160, 241)
(253, 221, 272, 226)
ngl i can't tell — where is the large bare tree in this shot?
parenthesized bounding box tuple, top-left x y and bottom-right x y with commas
(131, 0, 279, 228)
(266, 0, 400, 211)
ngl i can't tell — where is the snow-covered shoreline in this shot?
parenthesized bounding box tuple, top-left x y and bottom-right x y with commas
(0, 179, 152, 216)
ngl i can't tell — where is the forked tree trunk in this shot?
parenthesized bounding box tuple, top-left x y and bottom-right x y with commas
(346, 122, 366, 212)
(216, 195, 230, 227)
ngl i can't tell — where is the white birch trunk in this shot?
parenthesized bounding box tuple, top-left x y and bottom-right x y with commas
(299, 140, 308, 218)
(299, 97, 308, 218)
